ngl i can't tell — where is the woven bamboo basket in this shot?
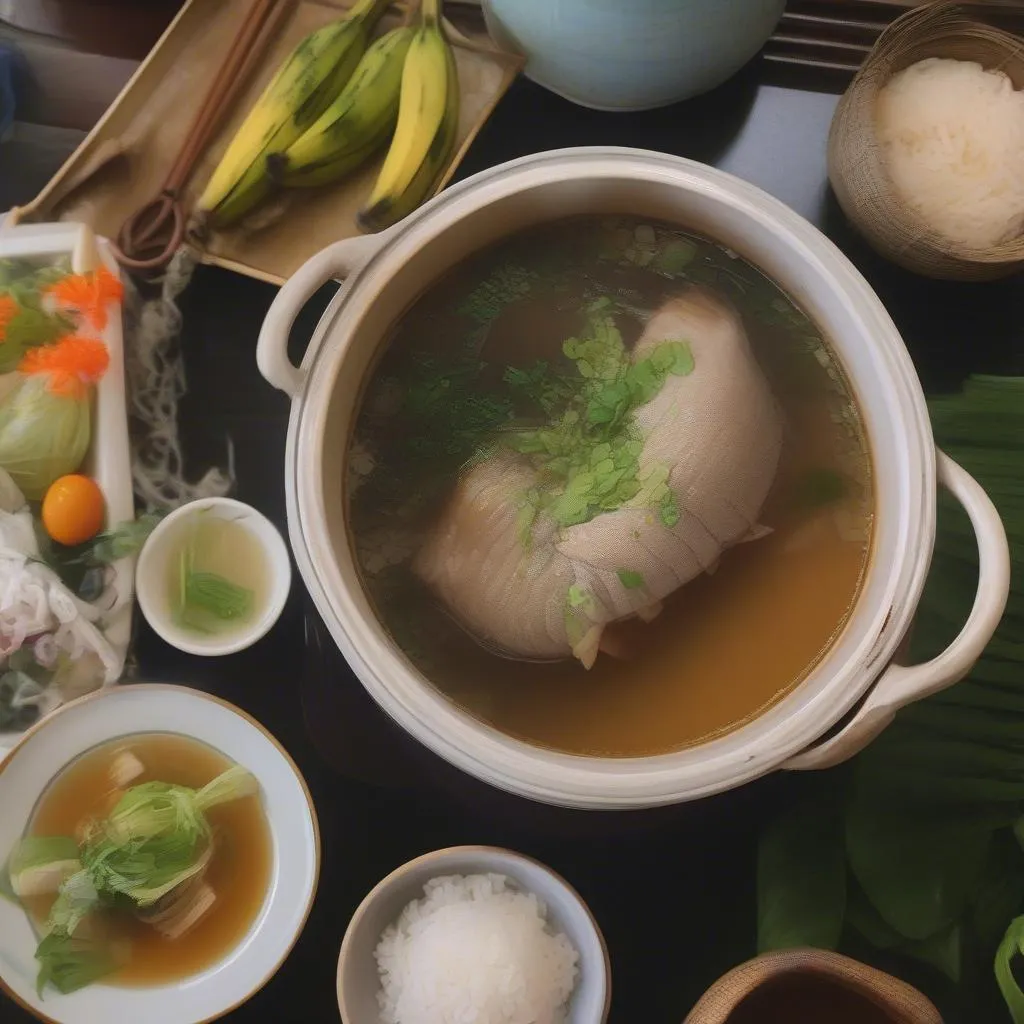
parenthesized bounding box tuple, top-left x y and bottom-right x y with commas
(684, 949, 943, 1023)
(828, 1, 1024, 281)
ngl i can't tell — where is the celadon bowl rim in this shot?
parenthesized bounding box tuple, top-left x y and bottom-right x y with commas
(0, 683, 320, 1024)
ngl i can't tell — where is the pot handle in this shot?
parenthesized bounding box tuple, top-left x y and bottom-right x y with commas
(256, 232, 392, 398)
(783, 449, 1009, 772)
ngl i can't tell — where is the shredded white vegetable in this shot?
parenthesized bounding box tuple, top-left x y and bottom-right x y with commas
(0, 513, 122, 685)
(122, 245, 235, 509)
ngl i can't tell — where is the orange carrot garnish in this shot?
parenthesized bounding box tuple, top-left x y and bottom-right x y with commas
(0, 295, 16, 344)
(18, 336, 110, 397)
(46, 267, 124, 332)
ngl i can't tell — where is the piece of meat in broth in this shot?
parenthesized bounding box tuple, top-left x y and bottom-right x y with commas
(414, 287, 783, 667)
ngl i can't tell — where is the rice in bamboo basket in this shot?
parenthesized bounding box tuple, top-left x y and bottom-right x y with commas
(828, 1, 1024, 281)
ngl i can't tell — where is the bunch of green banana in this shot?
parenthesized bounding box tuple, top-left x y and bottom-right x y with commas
(357, 0, 460, 232)
(197, 0, 391, 229)
(269, 26, 415, 189)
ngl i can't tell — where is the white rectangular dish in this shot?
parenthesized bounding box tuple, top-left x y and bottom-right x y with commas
(0, 221, 134, 758)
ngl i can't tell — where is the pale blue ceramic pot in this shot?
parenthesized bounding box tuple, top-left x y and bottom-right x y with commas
(481, 0, 786, 111)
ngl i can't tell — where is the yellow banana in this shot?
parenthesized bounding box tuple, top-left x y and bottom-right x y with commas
(197, 0, 390, 228)
(270, 26, 415, 190)
(357, 0, 459, 232)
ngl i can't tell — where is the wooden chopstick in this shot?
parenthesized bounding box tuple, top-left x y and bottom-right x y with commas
(165, 0, 285, 192)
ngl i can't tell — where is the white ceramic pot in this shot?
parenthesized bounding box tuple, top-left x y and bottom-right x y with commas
(257, 148, 1010, 810)
(480, 0, 786, 111)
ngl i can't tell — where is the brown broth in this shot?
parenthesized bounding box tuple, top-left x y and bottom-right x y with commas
(27, 733, 272, 986)
(347, 217, 873, 757)
(728, 975, 898, 1024)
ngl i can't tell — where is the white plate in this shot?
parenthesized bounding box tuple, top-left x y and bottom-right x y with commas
(0, 222, 134, 758)
(0, 684, 320, 1024)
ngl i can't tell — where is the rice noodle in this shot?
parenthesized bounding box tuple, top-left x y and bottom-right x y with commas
(122, 245, 234, 509)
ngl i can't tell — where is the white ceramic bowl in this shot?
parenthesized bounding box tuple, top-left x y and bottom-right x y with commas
(0, 684, 320, 1024)
(337, 846, 610, 1024)
(136, 498, 292, 657)
(256, 147, 1010, 810)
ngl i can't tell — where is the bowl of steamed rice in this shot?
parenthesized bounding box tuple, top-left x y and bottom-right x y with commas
(828, 1, 1024, 280)
(337, 846, 609, 1024)
(256, 145, 1009, 809)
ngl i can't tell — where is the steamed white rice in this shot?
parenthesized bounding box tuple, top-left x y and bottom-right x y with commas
(876, 57, 1024, 249)
(375, 873, 579, 1024)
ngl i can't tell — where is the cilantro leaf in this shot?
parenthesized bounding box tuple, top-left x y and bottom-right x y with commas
(503, 309, 696, 537)
(617, 570, 645, 589)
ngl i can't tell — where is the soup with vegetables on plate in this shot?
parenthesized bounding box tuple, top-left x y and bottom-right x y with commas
(346, 217, 874, 756)
(13, 733, 270, 992)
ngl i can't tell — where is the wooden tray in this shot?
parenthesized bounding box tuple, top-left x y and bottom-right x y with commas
(12, 0, 523, 285)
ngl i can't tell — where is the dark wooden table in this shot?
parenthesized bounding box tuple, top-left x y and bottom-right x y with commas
(2, 39, 1023, 1024)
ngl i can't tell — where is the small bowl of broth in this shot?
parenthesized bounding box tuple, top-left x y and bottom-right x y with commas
(0, 683, 319, 1024)
(136, 498, 292, 656)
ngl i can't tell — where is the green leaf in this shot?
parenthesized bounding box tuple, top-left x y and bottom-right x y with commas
(996, 916, 1024, 1023)
(973, 830, 1024, 951)
(617, 570, 645, 590)
(846, 795, 993, 941)
(794, 468, 846, 510)
(659, 489, 680, 528)
(652, 238, 698, 276)
(903, 924, 962, 983)
(79, 765, 255, 909)
(35, 931, 117, 996)
(848, 881, 962, 981)
(847, 878, 906, 950)
(457, 262, 537, 323)
(46, 870, 99, 937)
(758, 796, 846, 952)
(181, 571, 253, 621)
(653, 340, 694, 377)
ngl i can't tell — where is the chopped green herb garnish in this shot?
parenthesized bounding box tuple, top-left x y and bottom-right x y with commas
(567, 585, 595, 613)
(503, 310, 691, 532)
(652, 238, 698, 276)
(401, 355, 515, 465)
(617, 570, 645, 590)
(503, 361, 576, 414)
(795, 468, 846, 509)
(659, 489, 681, 527)
(457, 263, 538, 324)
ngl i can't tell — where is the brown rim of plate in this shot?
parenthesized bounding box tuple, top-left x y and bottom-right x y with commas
(336, 844, 613, 1024)
(0, 682, 323, 1024)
